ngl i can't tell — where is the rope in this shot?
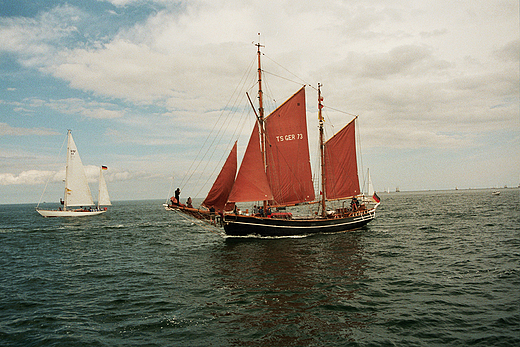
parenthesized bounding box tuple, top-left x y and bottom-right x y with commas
(174, 56, 257, 200)
(36, 134, 67, 208)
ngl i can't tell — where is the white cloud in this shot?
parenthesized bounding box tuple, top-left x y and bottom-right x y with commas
(495, 39, 520, 62)
(51, 41, 179, 103)
(0, 165, 132, 186)
(46, 98, 125, 119)
(0, 123, 60, 136)
(83, 165, 132, 183)
(0, 170, 55, 185)
(0, 5, 83, 66)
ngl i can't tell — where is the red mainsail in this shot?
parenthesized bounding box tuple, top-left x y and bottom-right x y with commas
(202, 142, 237, 211)
(264, 87, 315, 205)
(228, 121, 274, 203)
(323, 118, 360, 200)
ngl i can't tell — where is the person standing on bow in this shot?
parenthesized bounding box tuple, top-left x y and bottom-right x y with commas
(175, 188, 181, 206)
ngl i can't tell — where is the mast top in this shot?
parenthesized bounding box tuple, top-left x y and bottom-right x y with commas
(254, 33, 264, 51)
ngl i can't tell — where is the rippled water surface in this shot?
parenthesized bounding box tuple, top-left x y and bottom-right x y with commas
(1, 189, 519, 346)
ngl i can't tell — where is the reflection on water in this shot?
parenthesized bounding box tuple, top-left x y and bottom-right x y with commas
(213, 232, 372, 345)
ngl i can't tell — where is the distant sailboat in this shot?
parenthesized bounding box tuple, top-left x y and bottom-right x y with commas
(36, 130, 111, 217)
(362, 169, 380, 204)
(166, 43, 380, 237)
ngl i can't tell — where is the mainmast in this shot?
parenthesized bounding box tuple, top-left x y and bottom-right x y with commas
(256, 39, 268, 214)
(63, 129, 72, 211)
(318, 84, 326, 217)
(256, 41, 265, 127)
(97, 167, 103, 209)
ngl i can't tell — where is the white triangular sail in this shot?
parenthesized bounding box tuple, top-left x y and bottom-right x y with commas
(367, 168, 374, 197)
(64, 130, 94, 208)
(361, 168, 378, 203)
(98, 168, 111, 206)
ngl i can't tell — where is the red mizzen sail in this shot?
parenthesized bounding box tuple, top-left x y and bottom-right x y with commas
(202, 142, 237, 211)
(265, 87, 315, 205)
(323, 118, 360, 200)
(228, 121, 274, 203)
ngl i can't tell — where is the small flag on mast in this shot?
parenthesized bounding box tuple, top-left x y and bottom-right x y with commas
(101, 166, 108, 170)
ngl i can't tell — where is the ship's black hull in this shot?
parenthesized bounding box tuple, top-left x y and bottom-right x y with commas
(223, 208, 376, 237)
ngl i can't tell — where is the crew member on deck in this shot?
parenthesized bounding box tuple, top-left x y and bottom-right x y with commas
(351, 197, 359, 211)
(186, 197, 193, 208)
(175, 188, 181, 205)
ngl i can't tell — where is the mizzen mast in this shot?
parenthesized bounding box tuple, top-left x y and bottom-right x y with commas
(318, 83, 327, 217)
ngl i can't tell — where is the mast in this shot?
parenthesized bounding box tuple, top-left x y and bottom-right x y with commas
(98, 168, 103, 210)
(63, 129, 72, 211)
(318, 84, 326, 217)
(97, 167, 103, 209)
(256, 38, 268, 215)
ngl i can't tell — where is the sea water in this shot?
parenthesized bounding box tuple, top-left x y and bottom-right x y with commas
(0, 189, 518, 346)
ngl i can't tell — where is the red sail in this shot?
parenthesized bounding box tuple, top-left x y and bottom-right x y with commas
(323, 118, 360, 200)
(202, 142, 237, 211)
(228, 121, 274, 203)
(265, 87, 315, 205)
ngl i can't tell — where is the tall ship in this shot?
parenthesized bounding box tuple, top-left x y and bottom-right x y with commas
(166, 43, 380, 237)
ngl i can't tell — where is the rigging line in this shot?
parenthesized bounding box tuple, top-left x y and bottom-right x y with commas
(182, 55, 256, 188)
(193, 62, 256, 189)
(178, 55, 256, 192)
(262, 70, 304, 88)
(194, 102, 251, 200)
(322, 105, 357, 117)
(320, 107, 357, 137)
(178, 92, 239, 190)
(267, 72, 356, 121)
(165, 170, 175, 203)
(263, 54, 308, 86)
(191, 66, 257, 200)
(37, 134, 68, 208)
(194, 102, 238, 182)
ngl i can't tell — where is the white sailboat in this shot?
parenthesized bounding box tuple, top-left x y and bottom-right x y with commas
(362, 168, 380, 204)
(36, 130, 111, 217)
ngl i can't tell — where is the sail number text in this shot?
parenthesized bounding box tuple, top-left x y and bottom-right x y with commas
(276, 133, 304, 142)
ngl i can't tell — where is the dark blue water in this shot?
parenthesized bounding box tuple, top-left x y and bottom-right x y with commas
(1, 189, 519, 346)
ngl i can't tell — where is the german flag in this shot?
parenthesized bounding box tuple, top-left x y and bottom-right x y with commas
(101, 166, 108, 170)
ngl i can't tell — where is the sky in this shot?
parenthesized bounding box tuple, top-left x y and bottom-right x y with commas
(0, 0, 518, 205)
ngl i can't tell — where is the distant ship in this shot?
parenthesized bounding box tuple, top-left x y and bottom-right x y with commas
(166, 43, 380, 237)
(36, 130, 111, 217)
